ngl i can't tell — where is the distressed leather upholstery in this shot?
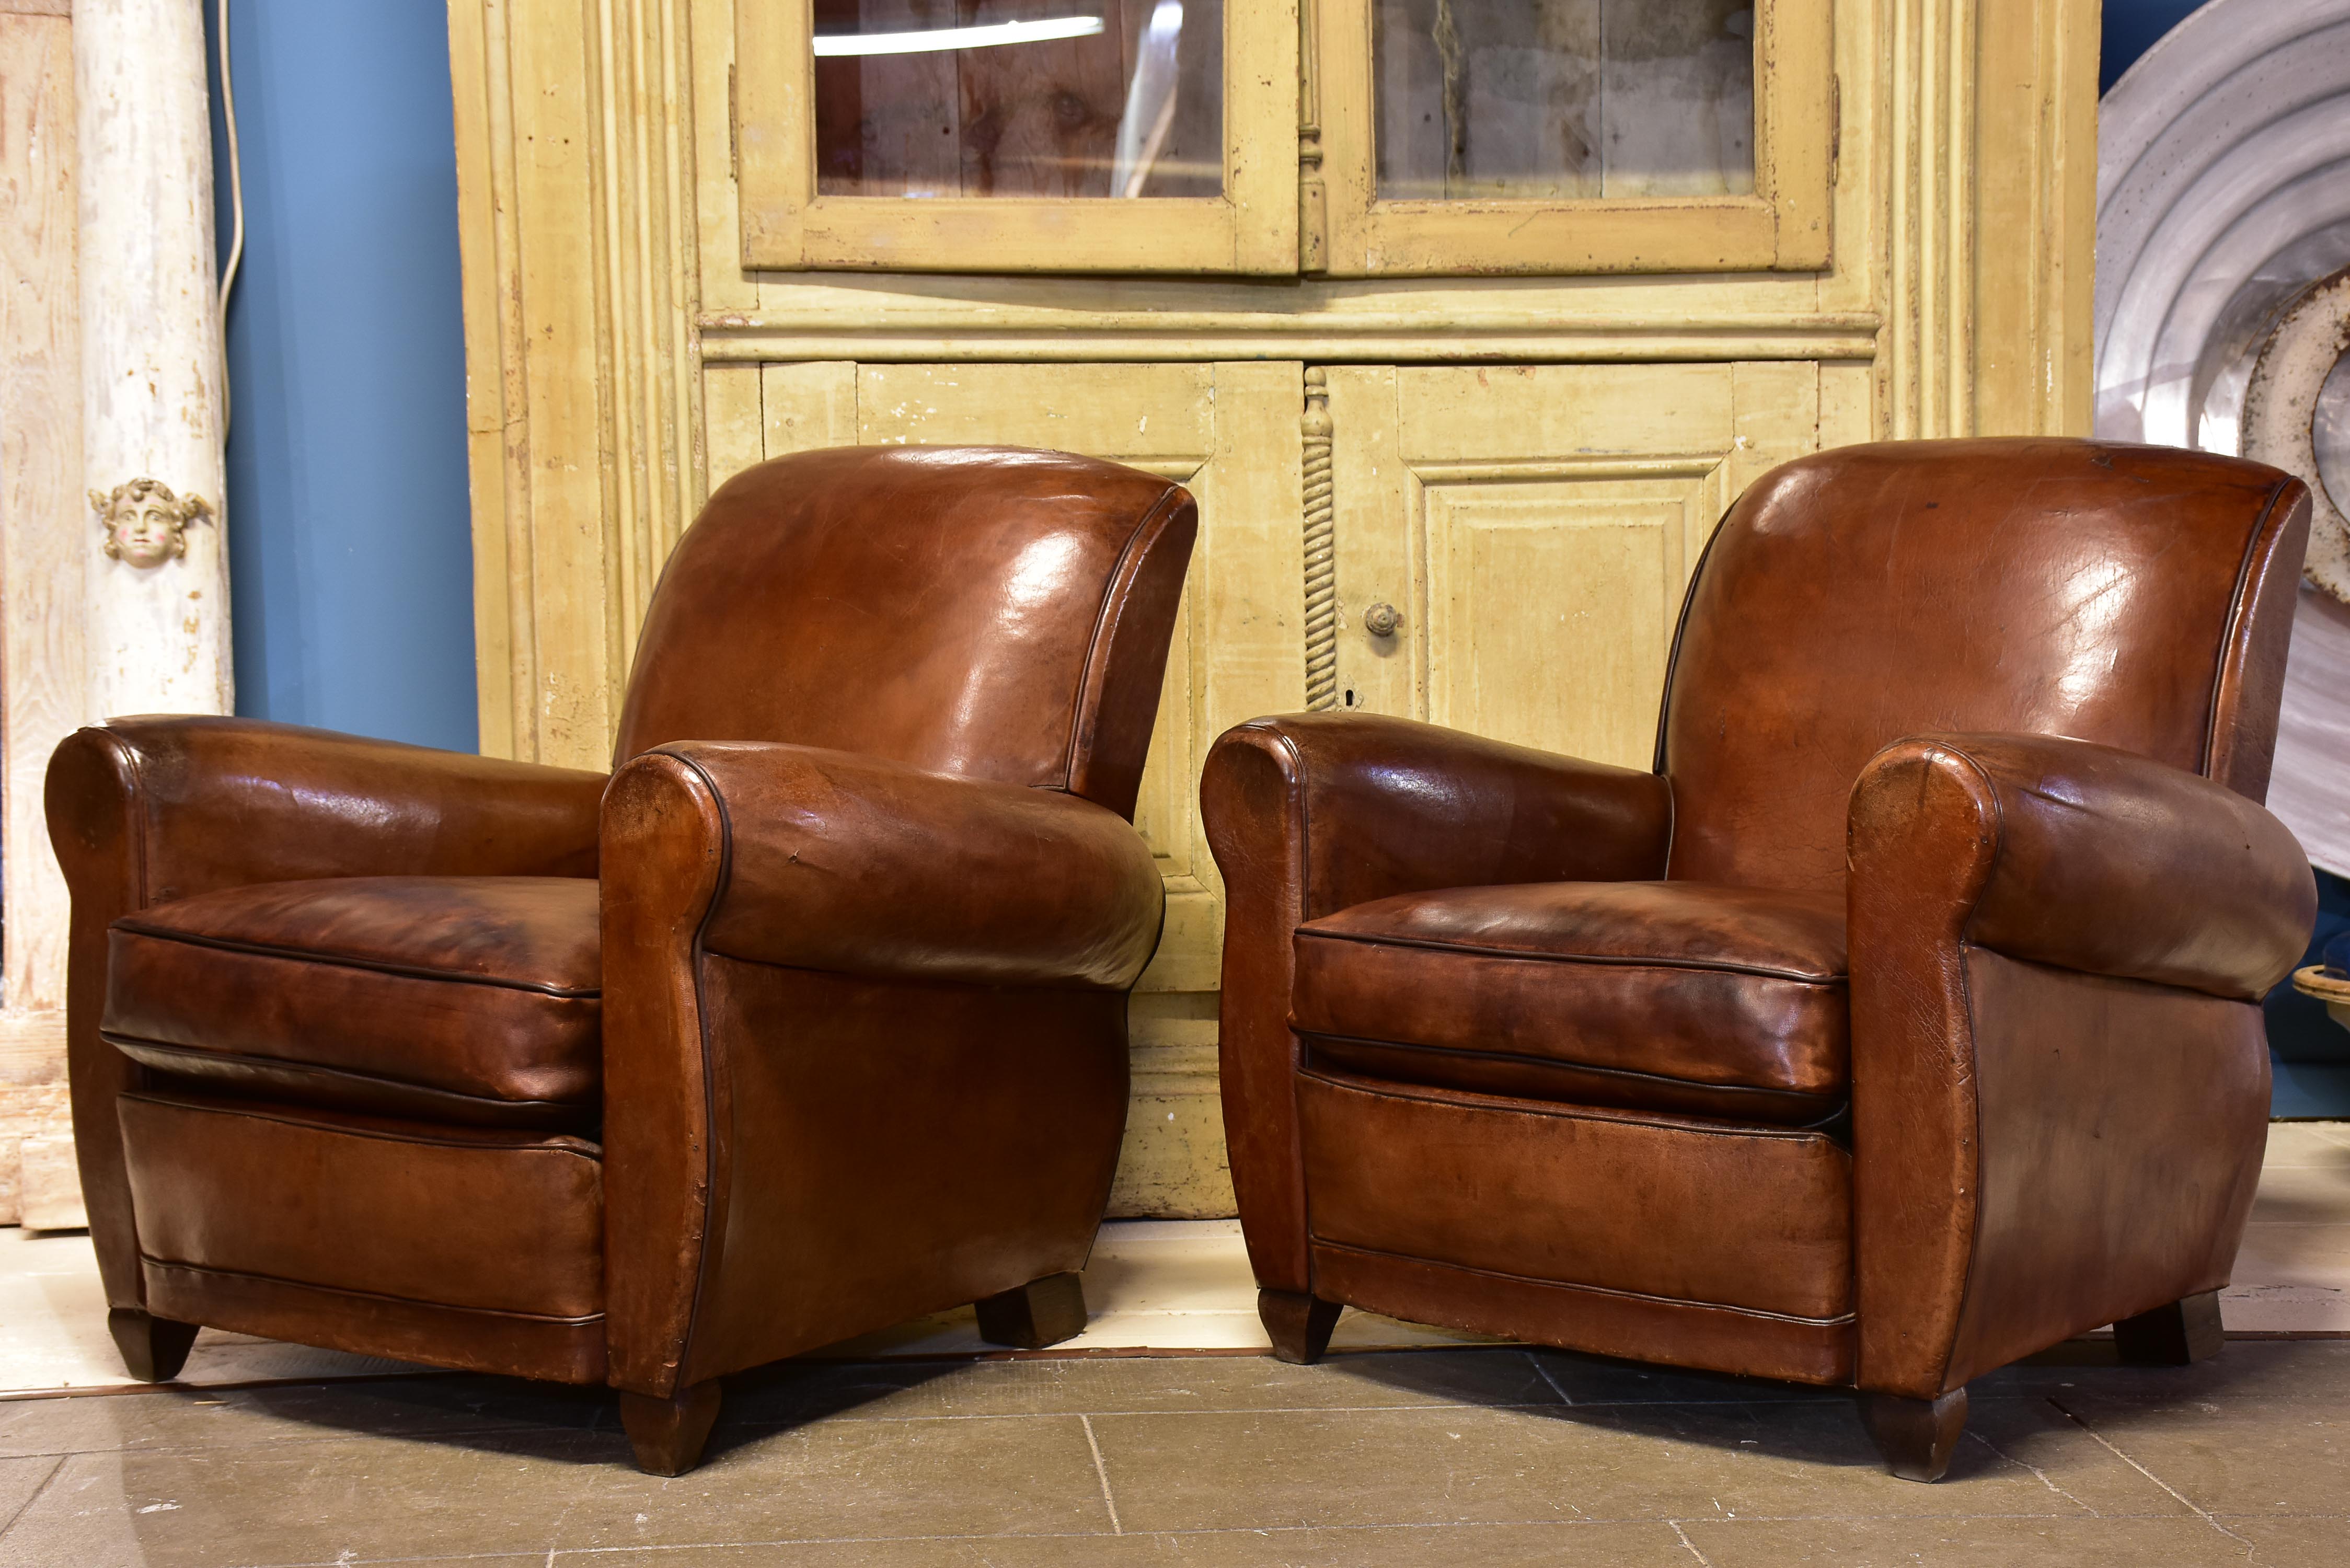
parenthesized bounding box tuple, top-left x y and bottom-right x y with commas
(1295, 881, 1850, 1124)
(106, 877, 603, 1130)
(1206, 439, 2316, 1419)
(51, 446, 1195, 1467)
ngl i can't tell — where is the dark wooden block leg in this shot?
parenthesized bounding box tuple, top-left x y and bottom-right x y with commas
(2113, 1290, 2225, 1366)
(619, 1380, 723, 1477)
(1858, 1387, 1968, 1483)
(975, 1271, 1088, 1350)
(108, 1308, 198, 1383)
(1259, 1287, 1342, 1366)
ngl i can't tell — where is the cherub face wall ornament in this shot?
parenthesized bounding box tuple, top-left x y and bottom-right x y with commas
(90, 478, 212, 569)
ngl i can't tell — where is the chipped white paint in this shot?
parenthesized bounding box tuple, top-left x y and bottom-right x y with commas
(74, 0, 231, 719)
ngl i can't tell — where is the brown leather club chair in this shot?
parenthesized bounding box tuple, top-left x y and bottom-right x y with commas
(1201, 439, 2316, 1482)
(47, 446, 1195, 1475)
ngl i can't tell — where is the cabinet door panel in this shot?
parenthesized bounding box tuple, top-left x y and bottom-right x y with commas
(1331, 363, 1818, 767)
(1423, 476, 1720, 766)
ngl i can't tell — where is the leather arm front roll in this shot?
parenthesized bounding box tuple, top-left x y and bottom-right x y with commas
(634, 740, 1164, 990)
(1850, 731, 2313, 1000)
(1846, 731, 2311, 1401)
(47, 716, 607, 903)
(1198, 711, 1672, 1296)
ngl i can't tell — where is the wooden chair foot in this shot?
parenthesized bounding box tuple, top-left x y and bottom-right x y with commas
(2113, 1290, 2225, 1365)
(619, 1380, 723, 1476)
(974, 1271, 1088, 1350)
(108, 1308, 198, 1383)
(1858, 1387, 1967, 1482)
(1259, 1288, 1342, 1366)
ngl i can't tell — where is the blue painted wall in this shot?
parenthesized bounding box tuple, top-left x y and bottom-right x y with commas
(204, 1, 477, 753)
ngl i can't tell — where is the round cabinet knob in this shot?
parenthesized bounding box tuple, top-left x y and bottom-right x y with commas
(1362, 602, 1402, 638)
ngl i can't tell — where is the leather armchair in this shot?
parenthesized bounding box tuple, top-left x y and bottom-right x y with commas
(1201, 439, 2315, 1481)
(50, 446, 1195, 1474)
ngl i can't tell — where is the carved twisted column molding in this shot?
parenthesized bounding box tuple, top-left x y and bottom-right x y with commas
(450, 0, 702, 767)
(1300, 368, 1338, 710)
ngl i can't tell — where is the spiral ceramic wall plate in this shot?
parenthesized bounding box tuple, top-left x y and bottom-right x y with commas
(2096, 0, 2350, 597)
(2097, 0, 2350, 879)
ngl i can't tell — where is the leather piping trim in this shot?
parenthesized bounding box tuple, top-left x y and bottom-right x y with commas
(1298, 1031, 1848, 1113)
(1060, 483, 1190, 797)
(140, 1256, 606, 1327)
(104, 1033, 595, 1123)
(693, 940, 1133, 995)
(1295, 925, 1846, 984)
(1650, 483, 1740, 780)
(1308, 1239, 1857, 1328)
(2202, 477, 2298, 783)
(1933, 743, 2002, 1397)
(1299, 1067, 1848, 1145)
(117, 1090, 603, 1157)
(1273, 724, 1323, 1293)
(107, 921, 602, 999)
(663, 748, 736, 1392)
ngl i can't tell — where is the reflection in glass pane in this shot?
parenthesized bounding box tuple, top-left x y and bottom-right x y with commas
(1374, 1, 1754, 200)
(813, 1, 1224, 198)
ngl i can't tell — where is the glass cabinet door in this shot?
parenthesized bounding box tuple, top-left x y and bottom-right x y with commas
(1317, 0, 1831, 275)
(738, 0, 1297, 272)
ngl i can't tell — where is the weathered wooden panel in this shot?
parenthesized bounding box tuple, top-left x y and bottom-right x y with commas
(1422, 477, 1715, 766)
(0, 12, 81, 1028)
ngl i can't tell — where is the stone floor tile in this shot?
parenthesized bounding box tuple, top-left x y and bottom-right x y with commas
(2215, 1513, 2350, 1567)
(2249, 1161, 2350, 1223)
(0, 1374, 608, 1460)
(724, 1349, 1563, 1428)
(1681, 1516, 2264, 1567)
(2046, 1389, 2347, 1516)
(2256, 1123, 2350, 1169)
(0, 1454, 61, 1534)
(1, 1428, 625, 1565)
(560, 1520, 1699, 1566)
(548, 1413, 1119, 1551)
(1959, 1392, 2197, 1518)
(1525, 1347, 1851, 1406)
(1979, 1338, 2350, 1405)
(1085, 1396, 2168, 1536)
(2232, 1223, 2350, 1288)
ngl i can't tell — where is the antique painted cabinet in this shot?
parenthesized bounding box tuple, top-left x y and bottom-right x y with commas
(448, 0, 2098, 1214)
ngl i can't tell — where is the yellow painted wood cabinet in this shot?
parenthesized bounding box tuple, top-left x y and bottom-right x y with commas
(450, 0, 2098, 1216)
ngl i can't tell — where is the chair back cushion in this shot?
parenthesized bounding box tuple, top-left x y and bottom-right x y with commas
(1658, 439, 2310, 894)
(614, 446, 1196, 817)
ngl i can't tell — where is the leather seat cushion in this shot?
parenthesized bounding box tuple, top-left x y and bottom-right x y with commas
(104, 877, 601, 1129)
(1292, 881, 1849, 1124)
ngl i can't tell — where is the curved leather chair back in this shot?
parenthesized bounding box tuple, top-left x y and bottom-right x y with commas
(614, 446, 1196, 818)
(1657, 438, 2311, 895)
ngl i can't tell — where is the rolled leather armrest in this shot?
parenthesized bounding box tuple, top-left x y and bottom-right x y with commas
(1200, 711, 1673, 922)
(1199, 711, 1671, 1296)
(1849, 731, 2313, 999)
(1847, 730, 2311, 1401)
(46, 716, 606, 902)
(627, 740, 1164, 990)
